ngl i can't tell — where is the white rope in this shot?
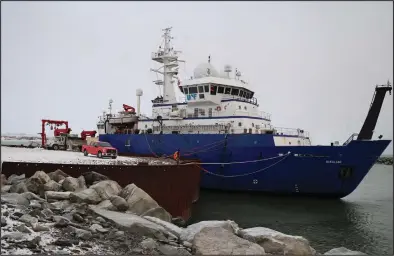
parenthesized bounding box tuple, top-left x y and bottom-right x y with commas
(181, 152, 291, 165)
(196, 153, 291, 178)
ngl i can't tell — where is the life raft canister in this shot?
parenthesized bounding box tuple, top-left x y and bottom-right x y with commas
(216, 106, 222, 111)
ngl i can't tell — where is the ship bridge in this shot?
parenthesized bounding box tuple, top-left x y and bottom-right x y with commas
(180, 62, 257, 107)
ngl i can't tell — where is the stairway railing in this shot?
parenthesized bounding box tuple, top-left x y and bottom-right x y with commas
(343, 133, 359, 146)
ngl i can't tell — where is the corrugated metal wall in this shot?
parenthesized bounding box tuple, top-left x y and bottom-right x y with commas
(1, 161, 201, 221)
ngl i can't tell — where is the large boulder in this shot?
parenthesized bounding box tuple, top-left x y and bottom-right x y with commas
(144, 216, 183, 238)
(120, 184, 171, 220)
(94, 199, 118, 211)
(20, 192, 44, 201)
(69, 188, 102, 204)
(1, 193, 30, 206)
(141, 206, 172, 223)
(180, 220, 240, 243)
(45, 191, 71, 200)
(238, 227, 316, 255)
(1, 185, 11, 193)
(62, 177, 81, 192)
(43, 180, 62, 192)
(77, 176, 87, 190)
(25, 171, 51, 194)
(90, 180, 122, 200)
(47, 169, 69, 182)
(82, 171, 109, 186)
(7, 174, 26, 185)
(193, 227, 266, 255)
(90, 207, 176, 241)
(324, 247, 367, 255)
(9, 181, 29, 194)
(109, 195, 128, 211)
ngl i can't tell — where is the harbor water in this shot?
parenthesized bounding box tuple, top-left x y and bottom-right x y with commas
(191, 164, 393, 255)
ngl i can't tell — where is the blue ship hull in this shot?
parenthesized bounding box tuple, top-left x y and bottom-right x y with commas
(99, 134, 391, 198)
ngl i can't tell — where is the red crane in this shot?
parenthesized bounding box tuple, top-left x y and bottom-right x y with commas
(123, 104, 135, 113)
(40, 119, 69, 148)
(80, 130, 97, 140)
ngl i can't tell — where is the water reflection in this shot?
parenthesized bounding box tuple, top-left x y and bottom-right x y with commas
(191, 166, 393, 256)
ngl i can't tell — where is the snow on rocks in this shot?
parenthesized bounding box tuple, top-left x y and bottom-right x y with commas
(1, 146, 173, 165)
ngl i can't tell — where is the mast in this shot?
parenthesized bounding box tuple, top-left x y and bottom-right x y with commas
(151, 27, 182, 103)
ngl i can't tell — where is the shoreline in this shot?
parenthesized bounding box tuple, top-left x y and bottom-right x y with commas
(376, 156, 393, 165)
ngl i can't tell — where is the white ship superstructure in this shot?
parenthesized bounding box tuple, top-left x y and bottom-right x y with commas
(97, 27, 312, 146)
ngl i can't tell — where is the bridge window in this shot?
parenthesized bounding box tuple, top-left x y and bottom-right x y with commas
(218, 86, 224, 94)
(198, 86, 204, 93)
(199, 109, 206, 116)
(199, 94, 205, 99)
(231, 89, 239, 96)
(183, 88, 189, 94)
(210, 85, 217, 95)
(189, 87, 198, 94)
(225, 87, 231, 94)
(194, 108, 198, 117)
(204, 85, 209, 92)
(240, 90, 245, 98)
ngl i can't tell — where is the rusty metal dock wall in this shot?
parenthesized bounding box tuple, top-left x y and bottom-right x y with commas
(1, 161, 201, 221)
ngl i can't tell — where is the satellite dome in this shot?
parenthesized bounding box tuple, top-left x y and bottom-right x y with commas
(193, 63, 219, 79)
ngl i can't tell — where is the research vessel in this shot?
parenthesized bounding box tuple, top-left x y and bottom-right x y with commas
(97, 27, 392, 198)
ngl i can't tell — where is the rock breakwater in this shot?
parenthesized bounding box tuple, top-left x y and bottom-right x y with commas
(1, 170, 367, 255)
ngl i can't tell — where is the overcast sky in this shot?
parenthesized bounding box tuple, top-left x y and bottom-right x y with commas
(1, 1, 393, 153)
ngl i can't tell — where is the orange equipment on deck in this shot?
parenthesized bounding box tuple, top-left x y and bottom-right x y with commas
(80, 130, 97, 140)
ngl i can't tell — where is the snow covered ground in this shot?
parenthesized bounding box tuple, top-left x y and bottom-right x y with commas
(1, 147, 172, 165)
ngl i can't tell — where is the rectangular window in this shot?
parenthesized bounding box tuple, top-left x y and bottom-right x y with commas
(189, 87, 198, 94)
(204, 85, 209, 92)
(199, 94, 205, 99)
(225, 87, 231, 94)
(210, 85, 217, 95)
(208, 108, 213, 117)
(199, 109, 206, 116)
(240, 90, 245, 97)
(218, 86, 224, 94)
(198, 86, 204, 93)
(194, 108, 198, 117)
(183, 88, 189, 94)
(231, 89, 239, 96)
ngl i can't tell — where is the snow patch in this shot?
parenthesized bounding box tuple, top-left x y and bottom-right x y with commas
(1, 146, 171, 165)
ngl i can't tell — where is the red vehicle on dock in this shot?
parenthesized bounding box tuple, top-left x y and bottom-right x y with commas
(82, 141, 118, 159)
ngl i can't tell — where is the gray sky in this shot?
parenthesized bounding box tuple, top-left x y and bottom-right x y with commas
(1, 1, 393, 154)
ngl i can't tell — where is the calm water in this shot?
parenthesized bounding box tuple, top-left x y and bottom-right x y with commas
(191, 164, 393, 255)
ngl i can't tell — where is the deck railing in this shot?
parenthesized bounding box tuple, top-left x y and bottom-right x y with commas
(273, 127, 310, 138)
